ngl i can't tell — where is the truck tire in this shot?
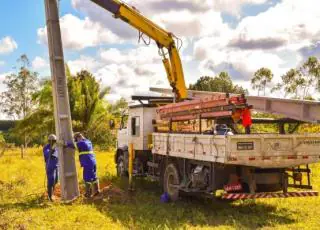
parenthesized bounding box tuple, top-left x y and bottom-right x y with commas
(163, 163, 180, 201)
(116, 155, 128, 177)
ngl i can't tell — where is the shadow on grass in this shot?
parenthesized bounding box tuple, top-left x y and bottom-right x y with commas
(0, 194, 50, 211)
(94, 176, 295, 229)
(0, 177, 50, 212)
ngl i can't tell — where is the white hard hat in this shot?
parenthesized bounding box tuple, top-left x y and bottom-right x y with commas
(48, 134, 57, 141)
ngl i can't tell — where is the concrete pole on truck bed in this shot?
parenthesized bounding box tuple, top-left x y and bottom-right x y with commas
(44, 0, 79, 201)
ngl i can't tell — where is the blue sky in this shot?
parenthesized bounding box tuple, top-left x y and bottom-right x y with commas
(0, 0, 279, 73)
(0, 0, 319, 106)
(0, 1, 44, 72)
(0, 0, 81, 73)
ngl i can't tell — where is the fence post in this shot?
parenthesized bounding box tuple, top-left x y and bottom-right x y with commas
(20, 145, 24, 159)
(128, 143, 135, 191)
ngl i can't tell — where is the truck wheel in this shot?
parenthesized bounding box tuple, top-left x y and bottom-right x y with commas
(163, 163, 180, 201)
(117, 155, 128, 177)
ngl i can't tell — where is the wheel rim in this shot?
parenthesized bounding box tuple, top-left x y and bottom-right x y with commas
(166, 171, 178, 196)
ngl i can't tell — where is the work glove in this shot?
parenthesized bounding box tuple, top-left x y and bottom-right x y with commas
(64, 141, 76, 149)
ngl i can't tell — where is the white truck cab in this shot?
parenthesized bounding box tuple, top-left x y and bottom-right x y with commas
(117, 105, 156, 151)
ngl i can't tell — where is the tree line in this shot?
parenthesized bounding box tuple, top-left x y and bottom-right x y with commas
(189, 56, 320, 100)
(251, 56, 320, 99)
(0, 55, 127, 149)
(1, 55, 319, 147)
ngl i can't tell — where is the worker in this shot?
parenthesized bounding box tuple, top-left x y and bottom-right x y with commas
(241, 105, 253, 134)
(43, 134, 59, 201)
(74, 132, 100, 198)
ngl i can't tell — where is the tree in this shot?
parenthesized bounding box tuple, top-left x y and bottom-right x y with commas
(110, 98, 129, 129)
(110, 98, 128, 117)
(251, 67, 273, 96)
(68, 70, 115, 149)
(10, 79, 55, 146)
(189, 72, 248, 94)
(68, 70, 110, 132)
(1, 55, 38, 120)
(272, 56, 320, 99)
(273, 69, 303, 98)
(299, 56, 320, 98)
(0, 55, 39, 147)
(11, 68, 115, 148)
(0, 132, 5, 144)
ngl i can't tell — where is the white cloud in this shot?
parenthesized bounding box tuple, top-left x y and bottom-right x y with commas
(38, 14, 120, 50)
(197, 49, 277, 80)
(71, 0, 266, 40)
(32, 57, 49, 70)
(152, 10, 230, 38)
(0, 36, 18, 55)
(0, 72, 8, 82)
(0, 72, 11, 95)
(230, 0, 320, 51)
(74, 0, 268, 17)
(72, 0, 137, 39)
(67, 55, 102, 74)
(105, 93, 122, 103)
(211, 0, 268, 16)
(192, 0, 320, 96)
(67, 45, 169, 100)
(0, 61, 5, 66)
(99, 48, 127, 64)
(67, 0, 320, 99)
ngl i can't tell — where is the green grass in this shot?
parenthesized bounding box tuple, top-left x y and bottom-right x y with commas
(1, 149, 320, 230)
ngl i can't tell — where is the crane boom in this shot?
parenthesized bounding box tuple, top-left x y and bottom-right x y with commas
(91, 0, 188, 100)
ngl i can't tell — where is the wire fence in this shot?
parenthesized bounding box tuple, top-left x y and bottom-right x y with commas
(0, 146, 43, 158)
(0, 145, 113, 158)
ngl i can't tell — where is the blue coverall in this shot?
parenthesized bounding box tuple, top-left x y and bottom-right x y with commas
(43, 144, 59, 195)
(76, 139, 97, 183)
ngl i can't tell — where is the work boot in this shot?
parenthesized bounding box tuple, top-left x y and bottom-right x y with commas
(92, 180, 100, 196)
(84, 183, 92, 198)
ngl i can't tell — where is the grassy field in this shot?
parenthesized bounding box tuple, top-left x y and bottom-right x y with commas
(0, 149, 320, 230)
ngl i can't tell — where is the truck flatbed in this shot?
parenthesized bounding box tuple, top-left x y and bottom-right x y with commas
(152, 133, 320, 168)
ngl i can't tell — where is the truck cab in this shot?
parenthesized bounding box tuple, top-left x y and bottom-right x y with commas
(115, 104, 157, 176)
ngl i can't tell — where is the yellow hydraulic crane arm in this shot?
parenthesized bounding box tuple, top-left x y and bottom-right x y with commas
(91, 0, 188, 100)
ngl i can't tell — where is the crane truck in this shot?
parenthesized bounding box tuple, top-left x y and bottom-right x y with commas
(91, 0, 320, 201)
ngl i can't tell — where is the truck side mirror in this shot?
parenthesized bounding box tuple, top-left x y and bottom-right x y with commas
(109, 119, 115, 129)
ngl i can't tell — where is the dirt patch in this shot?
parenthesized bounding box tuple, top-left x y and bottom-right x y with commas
(92, 182, 129, 204)
(54, 185, 62, 198)
(48, 181, 129, 203)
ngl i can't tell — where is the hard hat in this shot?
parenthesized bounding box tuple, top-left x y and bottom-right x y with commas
(48, 134, 57, 141)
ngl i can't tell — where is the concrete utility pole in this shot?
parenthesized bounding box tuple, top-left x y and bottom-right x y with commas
(44, 0, 79, 201)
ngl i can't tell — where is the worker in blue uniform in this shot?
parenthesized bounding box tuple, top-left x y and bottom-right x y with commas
(43, 134, 59, 201)
(74, 132, 100, 198)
